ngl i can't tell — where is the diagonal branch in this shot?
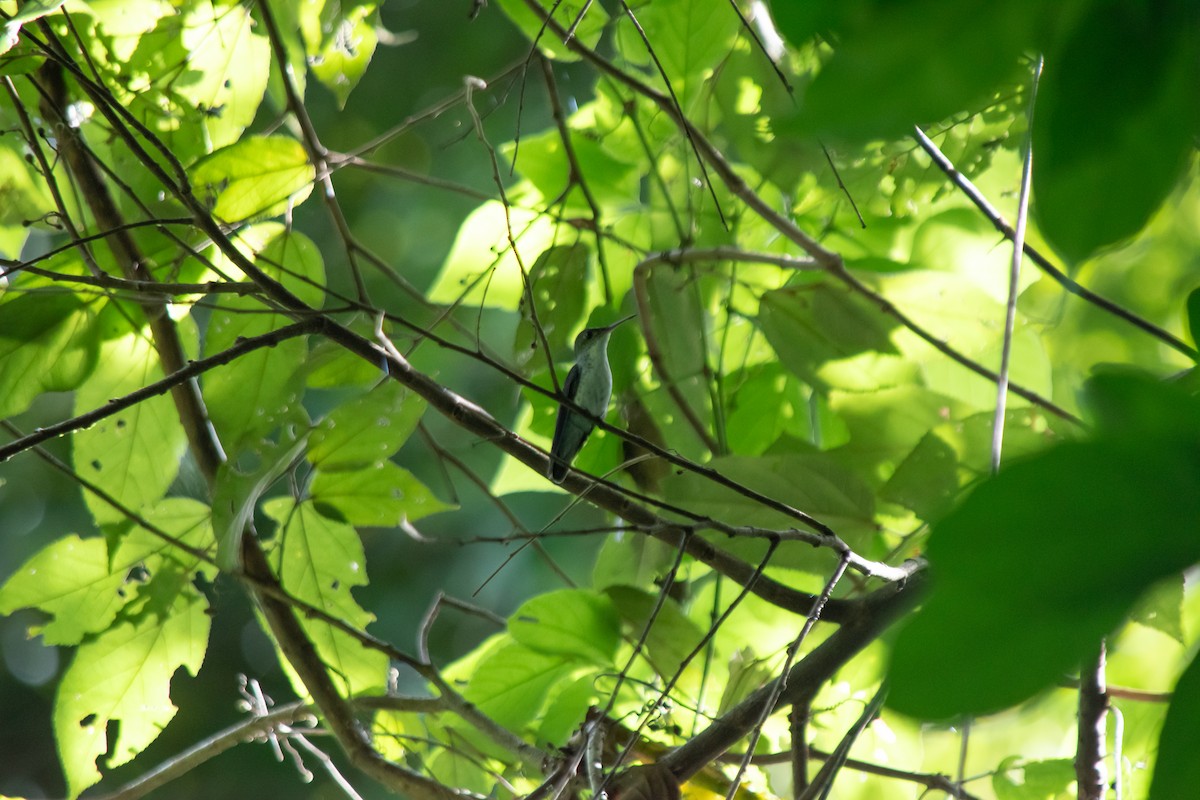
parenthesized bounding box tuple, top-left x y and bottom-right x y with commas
(0, 320, 320, 464)
(658, 562, 925, 782)
(913, 125, 1197, 361)
(518, 0, 1082, 426)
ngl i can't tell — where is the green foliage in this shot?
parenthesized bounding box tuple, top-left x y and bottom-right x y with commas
(0, 0, 1197, 799)
(190, 137, 316, 222)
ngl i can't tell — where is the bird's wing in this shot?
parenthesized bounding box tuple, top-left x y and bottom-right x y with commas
(550, 365, 589, 482)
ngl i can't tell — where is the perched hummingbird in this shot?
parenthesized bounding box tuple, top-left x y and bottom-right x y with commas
(548, 314, 637, 484)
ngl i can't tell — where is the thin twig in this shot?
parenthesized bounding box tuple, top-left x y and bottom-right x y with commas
(991, 57, 1042, 473)
(0, 320, 320, 464)
(912, 125, 1197, 361)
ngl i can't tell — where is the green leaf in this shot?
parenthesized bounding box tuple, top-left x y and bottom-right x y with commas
(641, 265, 714, 439)
(212, 431, 310, 570)
(0, 535, 126, 646)
(887, 435, 1200, 719)
(310, 461, 451, 527)
(606, 586, 707, 695)
(429, 200, 557, 309)
(792, 0, 1043, 142)
(514, 245, 590, 367)
(308, 381, 426, 470)
(265, 498, 388, 696)
(879, 431, 959, 519)
(0, 292, 99, 417)
(536, 672, 599, 747)
(1033, 1, 1199, 263)
(0, 140, 52, 227)
(203, 225, 321, 452)
(1188, 287, 1200, 354)
(0, 500, 213, 647)
(1130, 576, 1184, 644)
(493, 0, 608, 62)
(176, 2, 270, 148)
(53, 577, 209, 797)
(759, 283, 902, 392)
(463, 640, 573, 730)
(190, 136, 315, 222)
(1148, 653, 1200, 800)
(592, 533, 676, 592)
(992, 757, 1075, 800)
(505, 129, 639, 213)
(614, 0, 740, 108)
(509, 589, 621, 665)
(719, 649, 775, 714)
(664, 454, 878, 566)
(113, 498, 215, 576)
(1083, 370, 1200, 443)
(1, 0, 66, 54)
(302, 2, 380, 108)
(72, 321, 187, 526)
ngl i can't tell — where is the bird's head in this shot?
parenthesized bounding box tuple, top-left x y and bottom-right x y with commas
(573, 313, 636, 357)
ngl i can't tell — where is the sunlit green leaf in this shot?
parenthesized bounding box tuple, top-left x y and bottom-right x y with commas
(665, 453, 878, 569)
(493, 0, 608, 62)
(203, 225, 321, 452)
(1131, 576, 1185, 645)
(614, 0, 739, 108)
(211, 430, 309, 570)
(606, 585, 707, 696)
(308, 381, 426, 471)
(509, 589, 620, 665)
(536, 672, 599, 747)
(504, 129, 639, 213)
(0, 290, 101, 418)
(303, 2, 380, 108)
(310, 461, 451, 527)
(592, 533, 676, 592)
(1, 0, 65, 54)
(430, 199, 558, 309)
(760, 282, 902, 392)
(265, 498, 388, 697)
(992, 757, 1075, 800)
(0, 535, 126, 646)
(72, 316, 188, 526)
(514, 245, 590, 367)
(463, 640, 573, 730)
(641, 264, 714, 441)
(190, 136, 315, 222)
(53, 576, 209, 797)
(178, 2, 270, 148)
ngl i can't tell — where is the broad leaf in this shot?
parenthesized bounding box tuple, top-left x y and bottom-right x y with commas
(310, 461, 451, 527)
(308, 381, 426, 470)
(54, 575, 210, 797)
(265, 498, 388, 697)
(190, 136, 315, 222)
(509, 589, 621, 665)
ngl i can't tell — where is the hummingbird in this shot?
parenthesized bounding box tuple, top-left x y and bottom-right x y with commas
(548, 313, 637, 484)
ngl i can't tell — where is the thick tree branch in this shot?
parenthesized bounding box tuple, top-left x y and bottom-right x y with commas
(658, 563, 926, 781)
(32, 29, 474, 800)
(35, 61, 227, 478)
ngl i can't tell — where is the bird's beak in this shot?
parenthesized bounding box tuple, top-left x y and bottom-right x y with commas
(602, 313, 637, 333)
